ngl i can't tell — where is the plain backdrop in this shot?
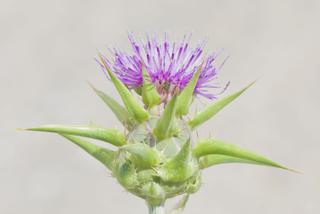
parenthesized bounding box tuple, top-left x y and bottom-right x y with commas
(1, 0, 319, 213)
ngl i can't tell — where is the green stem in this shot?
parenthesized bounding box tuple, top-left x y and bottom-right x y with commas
(148, 204, 165, 214)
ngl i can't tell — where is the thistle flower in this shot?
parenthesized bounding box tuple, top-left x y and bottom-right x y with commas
(24, 34, 291, 214)
(98, 34, 224, 101)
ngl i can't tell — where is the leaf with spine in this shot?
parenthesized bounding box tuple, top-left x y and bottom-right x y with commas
(88, 83, 134, 127)
(122, 143, 160, 169)
(141, 66, 161, 108)
(61, 134, 116, 170)
(159, 140, 197, 183)
(26, 124, 126, 146)
(176, 63, 202, 117)
(153, 95, 178, 141)
(188, 82, 255, 129)
(169, 194, 189, 214)
(98, 53, 149, 123)
(193, 139, 289, 170)
(199, 154, 269, 169)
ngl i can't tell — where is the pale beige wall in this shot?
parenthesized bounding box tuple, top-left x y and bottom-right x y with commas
(1, 0, 319, 213)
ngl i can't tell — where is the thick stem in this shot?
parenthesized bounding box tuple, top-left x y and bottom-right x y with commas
(148, 204, 165, 214)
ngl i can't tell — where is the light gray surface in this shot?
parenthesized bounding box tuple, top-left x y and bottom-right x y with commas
(1, 0, 319, 213)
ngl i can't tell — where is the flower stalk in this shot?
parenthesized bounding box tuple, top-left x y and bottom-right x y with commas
(148, 204, 165, 214)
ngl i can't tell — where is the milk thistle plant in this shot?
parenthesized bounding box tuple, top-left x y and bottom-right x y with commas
(25, 34, 290, 214)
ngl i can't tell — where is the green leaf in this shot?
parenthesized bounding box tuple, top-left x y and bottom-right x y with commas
(141, 67, 161, 108)
(61, 134, 116, 170)
(122, 143, 160, 169)
(188, 82, 255, 129)
(26, 124, 126, 146)
(98, 54, 149, 123)
(153, 95, 178, 141)
(176, 64, 202, 117)
(199, 154, 266, 169)
(89, 83, 134, 127)
(193, 139, 289, 170)
(159, 140, 197, 183)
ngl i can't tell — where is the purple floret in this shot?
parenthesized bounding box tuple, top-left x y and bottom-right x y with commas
(98, 34, 226, 99)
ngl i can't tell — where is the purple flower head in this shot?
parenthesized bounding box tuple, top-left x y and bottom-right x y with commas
(98, 34, 227, 100)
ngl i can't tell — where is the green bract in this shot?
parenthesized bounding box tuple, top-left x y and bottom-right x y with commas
(24, 64, 291, 213)
(142, 66, 162, 108)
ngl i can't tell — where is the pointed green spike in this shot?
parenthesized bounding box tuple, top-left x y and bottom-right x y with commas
(88, 83, 134, 128)
(176, 64, 202, 117)
(199, 154, 265, 169)
(159, 140, 197, 183)
(61, 134, 116, 170)
(26, 124, 126, 146)
(98, 54, 149, 123)
(188, 82, 255, 129)
(141, 67, 161, 108)
(153, 95, 178, 141)
(193, 139, 289, 170)
(122, 143, 160, 169)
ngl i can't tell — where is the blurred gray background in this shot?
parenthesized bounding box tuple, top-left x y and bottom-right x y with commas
(1, 0, 319, 213)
